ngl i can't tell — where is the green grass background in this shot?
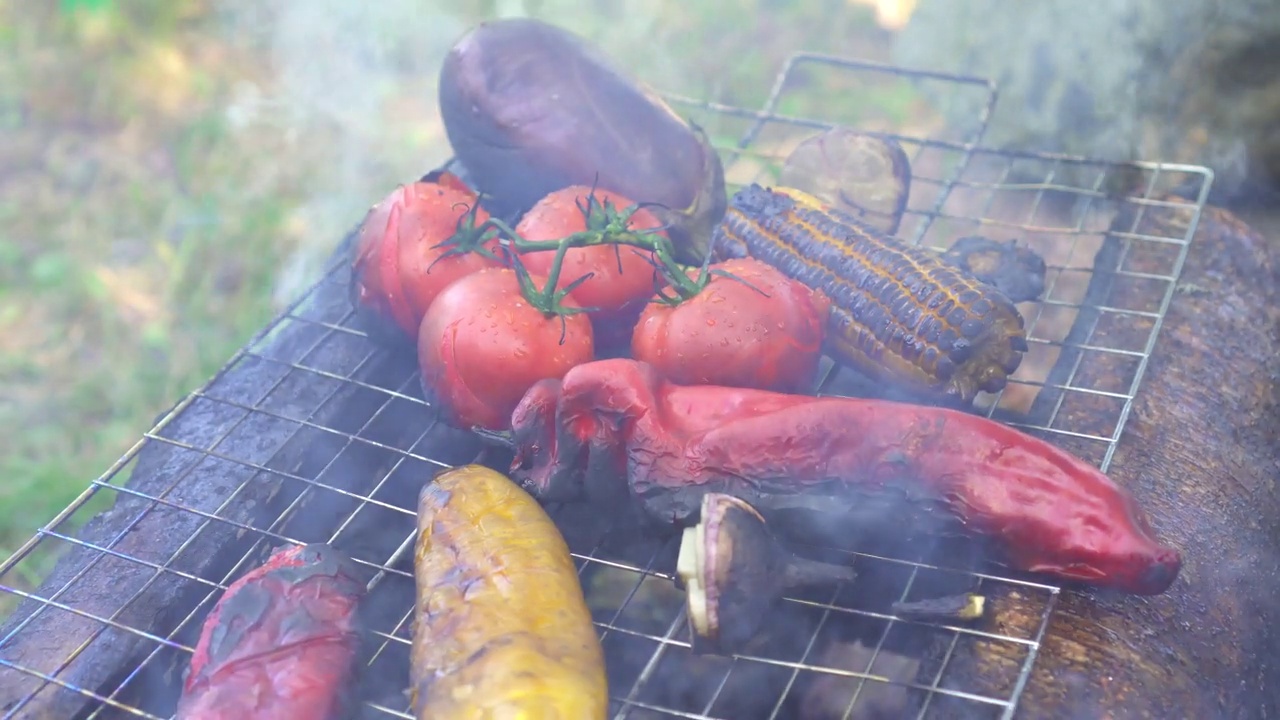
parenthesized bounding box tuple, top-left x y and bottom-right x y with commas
(0, 0, 919, 596)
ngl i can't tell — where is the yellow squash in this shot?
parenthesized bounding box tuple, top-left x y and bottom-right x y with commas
(411, 464, 608, 719)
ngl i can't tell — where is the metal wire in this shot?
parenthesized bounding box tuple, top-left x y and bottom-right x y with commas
(0, 53, 1212, 720)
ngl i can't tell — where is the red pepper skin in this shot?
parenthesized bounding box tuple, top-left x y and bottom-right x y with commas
(509, 358, 1182, 595)
(176, 543, 366, 720)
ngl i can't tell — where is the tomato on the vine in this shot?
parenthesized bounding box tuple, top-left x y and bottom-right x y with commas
(630, 257, 831, 393)
(351, 179, 502, 339)
(420, 169, 476, 197)
(417, 266, 595, 431)
(515, 186, 666, 348)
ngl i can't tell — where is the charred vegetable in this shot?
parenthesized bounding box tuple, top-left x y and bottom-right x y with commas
(779, 127, 912, 235)
(711, 184, 1028, 405)
(411, 464, 607, 719)
(438, 18, 726, 264)
(676, 493, 855, 656)
(631, 256, 832, 393)
(942, 235, 1048, 303)
(509, 358, 1183, 596)
(176, 544, 365, 720)
(417, 265, 595, 432)
(350, 177, 501, 340)
(890, 592, 986, 622)
(494, 196, 832, 394)
(515, 185, 666, 351)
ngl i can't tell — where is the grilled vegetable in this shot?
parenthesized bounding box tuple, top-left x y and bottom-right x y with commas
(508, 358, 1183, 596)
(438, 17, 726, 264)
(779, 127, 912, 235)
(417, 266, 595, 432)
(676, 493, 855, 656)
(711, 184, 1029, 405)
(411, 464, 607, 719)
(942, 235, 1048, 303)
(515, 186, 666, 351)
(350, 178, 501, 340)
(890, 592, 986, 622)
(631, 256, 832, 393)
(176, 544, 365, 720)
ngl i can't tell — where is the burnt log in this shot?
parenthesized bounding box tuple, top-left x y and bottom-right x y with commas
(945, 198, 1280, 718)
(0, 232, 483, 719)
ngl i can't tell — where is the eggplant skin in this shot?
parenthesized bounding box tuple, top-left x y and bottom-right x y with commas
(438, 18, 727, 264)
(411, 464, 607, 719)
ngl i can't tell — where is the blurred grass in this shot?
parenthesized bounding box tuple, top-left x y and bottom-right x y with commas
(0, 0, 922, 605)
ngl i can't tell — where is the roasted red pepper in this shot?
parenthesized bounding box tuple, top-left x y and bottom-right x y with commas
(176, 543, 366, 720)
(508, 358, 1182, 595)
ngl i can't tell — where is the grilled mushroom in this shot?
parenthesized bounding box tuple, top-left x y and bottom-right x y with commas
(942, 235, 1048, 303)
(779, 127, 912, 235)
(675, 493, 856, 656)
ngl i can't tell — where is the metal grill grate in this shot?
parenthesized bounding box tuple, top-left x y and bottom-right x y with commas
(0, 54, 1212, 720)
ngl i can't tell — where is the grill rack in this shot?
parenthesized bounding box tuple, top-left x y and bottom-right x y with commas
(0, 53, 1213, 720)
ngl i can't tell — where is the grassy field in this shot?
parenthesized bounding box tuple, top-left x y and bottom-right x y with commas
(0, 0, 907, 591)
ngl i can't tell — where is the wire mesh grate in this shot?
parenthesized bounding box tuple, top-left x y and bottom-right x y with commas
(0, 53, 1211, 720)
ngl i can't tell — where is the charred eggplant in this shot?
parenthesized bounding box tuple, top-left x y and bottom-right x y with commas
(676, 493, 856, 655)
(438, 18, 726, 264)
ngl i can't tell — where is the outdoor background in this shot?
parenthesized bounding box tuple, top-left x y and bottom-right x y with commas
(0, 1, 915, 582)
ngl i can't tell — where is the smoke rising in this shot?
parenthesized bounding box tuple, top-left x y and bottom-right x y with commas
(211, 0, 466, 307)
(205, 0, 698, 310)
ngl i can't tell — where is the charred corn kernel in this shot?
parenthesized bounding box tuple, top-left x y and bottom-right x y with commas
(710, 184, 1028, 403)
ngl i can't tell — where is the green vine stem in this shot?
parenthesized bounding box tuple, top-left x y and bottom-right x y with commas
(479, 190, 732, 307)
(423, 198, 505, 274)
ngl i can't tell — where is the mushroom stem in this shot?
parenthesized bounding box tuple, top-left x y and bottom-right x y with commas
(675, 493, 856, 656)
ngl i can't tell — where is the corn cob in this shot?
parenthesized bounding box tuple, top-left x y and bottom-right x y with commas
(710, 184, 1028, 404)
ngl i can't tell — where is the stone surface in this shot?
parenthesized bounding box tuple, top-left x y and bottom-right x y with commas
(893, 0, 1280, 201)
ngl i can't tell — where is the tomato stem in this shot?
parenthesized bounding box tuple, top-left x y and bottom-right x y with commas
(483, 188, 709, 305)
(506, 236, 597, 341)
(424, 196, 503, 273)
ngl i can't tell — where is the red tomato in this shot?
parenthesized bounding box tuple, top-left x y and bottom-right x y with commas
(515, 186, 665, 348)
(352, 190, 414, 335)
(418, 266, 596, 431)
(351, 180, 501, 339)
(420, 169, 476, 197)
(630, 257, 832, 393)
